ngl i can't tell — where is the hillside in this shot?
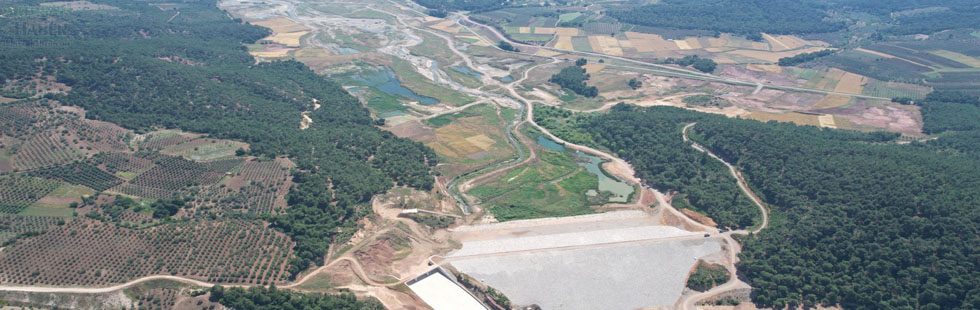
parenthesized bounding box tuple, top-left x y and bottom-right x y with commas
(0, 0, 433, 299)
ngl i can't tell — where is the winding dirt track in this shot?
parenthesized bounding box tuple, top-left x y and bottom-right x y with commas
(675, 123, 769, 310)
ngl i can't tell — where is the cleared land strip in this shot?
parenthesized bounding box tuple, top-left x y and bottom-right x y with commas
(447, 234, 707, 261)
(449, 225, 700, 258)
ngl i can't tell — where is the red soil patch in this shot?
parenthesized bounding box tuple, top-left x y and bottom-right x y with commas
(681, 209, 718, 227)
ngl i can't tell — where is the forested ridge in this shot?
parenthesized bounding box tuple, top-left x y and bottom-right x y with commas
(540, 104, 979, 309)
(0, 0, 435, 282)
(609, 0, 842, 35)
(414, 0, 506, 12)
(608, 0, 980, 35)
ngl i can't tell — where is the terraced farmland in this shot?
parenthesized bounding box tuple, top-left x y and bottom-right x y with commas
(0, 218, 294, 286)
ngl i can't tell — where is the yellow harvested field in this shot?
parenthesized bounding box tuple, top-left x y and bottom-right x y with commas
(855, 48, 895, 58)
(746, 64, 782, 73)
(625, 32, 676, 52)
(930, 50, 980, 68)
(704, 37, 729, 48)
(519, 27, 532, 34)
(582, 64, 606, 74)
(555, 28, 580, 36)
(428, 124, 487, 159)
(424, 16, 442, 22)
(263, 31, 307, 47)
(813, 94, 852, 109)
(703, 47, 729, 53)
(775, 35, 816, 49)
(293, 48, 331, 58)
(589, 36, 623, 56)
(252, 18, 309, 33)
(534, 27, 557, 35)
(817, 114, 837, 128)
(429, 20, 460, 33)
(250, 50, 291, 58)
(684, 38, 703, 49)
(762, 33, 790, 51)
(674, 40, 692, 50)
(465, 134, 495, 150)
(536, 49, 563, 57)
(554, 36, 574, 50)
(834, 72, 868, 94)
(727, 47, 828, 63)
(457, 35, 490, 46)
(746, 112, 820, 126)
(813, 68, 847, 90)
(713, 56, 736, 64)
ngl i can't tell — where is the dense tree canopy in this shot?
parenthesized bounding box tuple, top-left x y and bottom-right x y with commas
(914, 91, 980, 134)
(414, 0, 506, 12)
(778, 49, 835, 66)
(549, 65, 598, 98)
(210, 285, 384, 310)
(609, 0, 843, 35)
(544, 104, 979, 309)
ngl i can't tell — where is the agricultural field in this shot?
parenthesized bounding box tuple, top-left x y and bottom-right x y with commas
(0, 218, 294, 286)
(194, 158, 293, 215)
(0, 100, 308, 287)
(467, 127, 633, 221)
(251, 17, 310, 48)
(388, 103, 516, 178)
(817, 37, 980, 95)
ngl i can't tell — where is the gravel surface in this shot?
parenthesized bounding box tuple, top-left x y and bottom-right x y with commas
(408, 271, 487, 310)
(448, 225, 698, 257)
(451, 238, 722, 310)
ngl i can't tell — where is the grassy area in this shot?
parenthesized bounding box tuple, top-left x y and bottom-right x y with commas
(162, 140, 244, 161)
(46, 184, 96, 199)
(21, 202, 73, 217)
(364, 88, 407, 115)
(424, 102, 495, 128)
(347, 9, 396, 24)
(292, 272, 340, 291)
(509, 33, 553, 42)
(559, 12, 582, 23)
(471, 128, 600, 221)
(390, 57, 476, 106)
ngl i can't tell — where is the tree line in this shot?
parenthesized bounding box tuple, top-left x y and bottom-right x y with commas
(209, 285, 383, 310)
(609, 0, 843, 35)
(778, 49, 835, 66)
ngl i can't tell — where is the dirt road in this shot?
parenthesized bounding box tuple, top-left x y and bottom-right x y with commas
(674, 123, 770, 310)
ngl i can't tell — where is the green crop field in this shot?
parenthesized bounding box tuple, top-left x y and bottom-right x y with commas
(559, 12, 582, 23)
(470, 128, 606, 221)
